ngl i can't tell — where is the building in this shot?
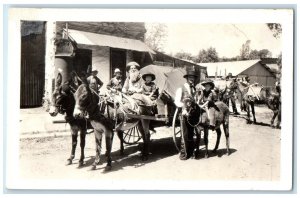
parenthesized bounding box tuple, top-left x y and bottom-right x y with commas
(20, 21, 155, 107)
(199, 59, 277, 87)
(20, 21, 46, 107)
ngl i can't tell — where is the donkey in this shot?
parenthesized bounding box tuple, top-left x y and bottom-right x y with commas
(182, 98, 230, 158)
(49, 73, 88, 167)
(236, 82, 281, 128)
(73, 83, 154, 170)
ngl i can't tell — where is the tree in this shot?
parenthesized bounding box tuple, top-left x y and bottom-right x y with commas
(239, 40, 251, 60)
(145, 23, 167, 51)
(267, 23, 282, 39)
(174, 51, 193, 60)
(249, 49, 272, 59)
(197, 47, 219, 63)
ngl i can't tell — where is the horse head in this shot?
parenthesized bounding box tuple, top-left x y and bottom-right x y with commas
(49, 73, 76, 117)
(73, 83, 95, 118)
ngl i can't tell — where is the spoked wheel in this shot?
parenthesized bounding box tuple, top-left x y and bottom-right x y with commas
(172, 108, 182, 152)
(123, 124, 142, 145)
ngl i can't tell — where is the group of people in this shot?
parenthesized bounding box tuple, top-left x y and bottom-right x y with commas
(86, 61, 158, 105)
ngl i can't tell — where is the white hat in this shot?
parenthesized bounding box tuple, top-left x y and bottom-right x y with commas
(114, 68, 121, 73)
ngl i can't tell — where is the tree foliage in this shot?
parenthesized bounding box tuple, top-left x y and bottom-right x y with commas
(197, 47, 219, 63)
(267, 23, 282, 39)
(239, 40, 251, 60)
(145, 23, 167, 51)
(174, 51, 193, 61)
(249, 49, 272, 59)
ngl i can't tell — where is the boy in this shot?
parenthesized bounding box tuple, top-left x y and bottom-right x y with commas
(141, 72, 158, 101)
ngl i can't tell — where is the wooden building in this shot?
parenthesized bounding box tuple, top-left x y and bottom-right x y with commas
(20, 21, 46, 107)
(199, 59, 277, 87)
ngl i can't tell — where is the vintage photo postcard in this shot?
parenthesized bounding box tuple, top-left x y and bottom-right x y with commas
(4, 8, 294, 191)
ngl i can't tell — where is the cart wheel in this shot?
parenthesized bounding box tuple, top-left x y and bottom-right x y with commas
(123, 125, 141, 145)
(172, 108, 181, 152)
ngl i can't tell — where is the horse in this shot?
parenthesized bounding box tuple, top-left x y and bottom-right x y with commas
(213, 79, 240, 114)
(236, 81, 281, 128)
(182, 97, 230, 158)
(49, 73, 88, 167)
(73, 84, 154, 170)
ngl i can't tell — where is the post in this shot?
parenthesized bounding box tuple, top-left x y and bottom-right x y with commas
(44, 21, 56, 109)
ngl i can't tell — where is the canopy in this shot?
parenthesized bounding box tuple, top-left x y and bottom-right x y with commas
(65, 29, 155, 54)
(140, 65, 174, 94)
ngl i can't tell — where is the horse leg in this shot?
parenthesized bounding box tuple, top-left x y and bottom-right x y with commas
(78, 130, 86, 167)
(194, 127, 201, 158)
(66, 128, 78, 165)
(92, 130, 103, 170)
(204, 127, 209, 158)
(276, 108, 281, 129)
(246, 102, 251, 124)
(117, 130, 124, 155)
(213, 128, 222, 153)
(270, 110, 278, 128)
(251, 103, 256, 124)
(104, 128, 113, 171)
(223, 122, 230, 155)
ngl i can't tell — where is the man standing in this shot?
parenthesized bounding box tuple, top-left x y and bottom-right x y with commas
(174, 70, 199, 160)
(87, 69, 103, 94)
(107, 68, 123, 93)
(225, 73, 240, 115)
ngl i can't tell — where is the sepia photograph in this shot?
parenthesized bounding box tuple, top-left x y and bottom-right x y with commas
(4, 8, 294, 191)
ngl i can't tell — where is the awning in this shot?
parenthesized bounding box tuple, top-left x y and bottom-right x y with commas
(64, 29, 155, 54)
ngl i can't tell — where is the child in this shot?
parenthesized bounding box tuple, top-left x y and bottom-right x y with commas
(198, 79, 219, 130)
(141, 72, 158, 101)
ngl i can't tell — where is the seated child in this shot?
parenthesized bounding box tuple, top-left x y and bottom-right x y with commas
(141, 72, 158, 101)
(197, 79, 219, 130)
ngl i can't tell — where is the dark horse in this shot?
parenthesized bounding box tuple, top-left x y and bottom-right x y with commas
(49, 73, 88, 167)
(73, 84, 150, 170)
(182, 98, 230, 158)
(237, 82, 281, 128)
(73, 83, 114, 171)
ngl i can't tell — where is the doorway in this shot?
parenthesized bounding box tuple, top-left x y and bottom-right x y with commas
(110, 49, 126, 83)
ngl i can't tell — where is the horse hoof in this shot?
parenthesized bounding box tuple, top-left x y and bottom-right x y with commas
(194, 151, 200, 158)
(276, 126, 281, 129)
(66, 159, 72, 166)
(205, 154, 209, 159)
(78, 161, 84, 167)
(141, 156, 148, 161)
(91, 165, 96, 170)
(104, 165, 112, 172)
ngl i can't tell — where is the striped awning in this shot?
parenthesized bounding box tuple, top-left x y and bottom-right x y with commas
(64, 29, 155, 54)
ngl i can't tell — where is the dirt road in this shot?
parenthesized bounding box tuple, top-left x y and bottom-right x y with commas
(19, 106, 281, 185)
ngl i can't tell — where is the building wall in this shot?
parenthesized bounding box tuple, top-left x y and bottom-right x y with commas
(21, 22, 46, 107)
(239, 62, 276, 87)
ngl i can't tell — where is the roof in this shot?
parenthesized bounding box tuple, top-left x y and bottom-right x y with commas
(199, 59, 261, 76)
(65, 29, 155, 54)
(265, 63, 279, 73)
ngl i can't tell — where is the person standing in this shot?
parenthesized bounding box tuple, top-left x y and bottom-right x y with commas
(107, 68, 123, 93)
(226, 73, 240, 115)
(174, 70, 199, 160)
(87, 69, 103, 94)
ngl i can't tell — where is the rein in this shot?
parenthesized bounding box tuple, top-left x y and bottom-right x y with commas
(185, 103, 203, 128)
